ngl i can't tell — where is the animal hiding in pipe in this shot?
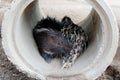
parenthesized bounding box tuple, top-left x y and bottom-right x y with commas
(33, 16, 88, 68)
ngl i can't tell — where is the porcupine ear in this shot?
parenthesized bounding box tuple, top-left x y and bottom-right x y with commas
(62, 16, 73, 26)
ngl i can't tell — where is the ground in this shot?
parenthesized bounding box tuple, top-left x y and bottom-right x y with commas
(0, 0, 120, 80)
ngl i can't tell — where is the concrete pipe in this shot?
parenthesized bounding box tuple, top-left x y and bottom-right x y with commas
(1, 0, 119, 80)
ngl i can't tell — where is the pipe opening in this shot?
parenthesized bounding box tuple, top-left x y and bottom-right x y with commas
(2, 0, 118, 79)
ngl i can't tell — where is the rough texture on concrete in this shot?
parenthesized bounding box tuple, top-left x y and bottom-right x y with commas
(0, 0, 120, 80)
(0, 0, 37, 80)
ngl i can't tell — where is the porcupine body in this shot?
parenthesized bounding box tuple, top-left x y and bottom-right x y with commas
(33, 16, 88, 68)
(61, 16, 88, 68)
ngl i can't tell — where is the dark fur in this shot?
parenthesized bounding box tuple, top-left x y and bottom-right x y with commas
(34, 17, 64, 31)
(33, 17, 72, 62)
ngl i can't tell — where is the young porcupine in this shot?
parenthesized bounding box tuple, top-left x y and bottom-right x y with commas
(33, 16, 88, 68)
(61, 16, 88, 68)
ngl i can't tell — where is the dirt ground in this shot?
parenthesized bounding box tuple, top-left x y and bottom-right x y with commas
(0, 0, 120, 80)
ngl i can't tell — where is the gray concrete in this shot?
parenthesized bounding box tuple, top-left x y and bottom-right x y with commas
(0, 0, 37, 80)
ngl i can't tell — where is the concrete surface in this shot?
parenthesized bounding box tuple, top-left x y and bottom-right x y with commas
(0, 0, 120, 80)
(0, 0, 37, 80)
